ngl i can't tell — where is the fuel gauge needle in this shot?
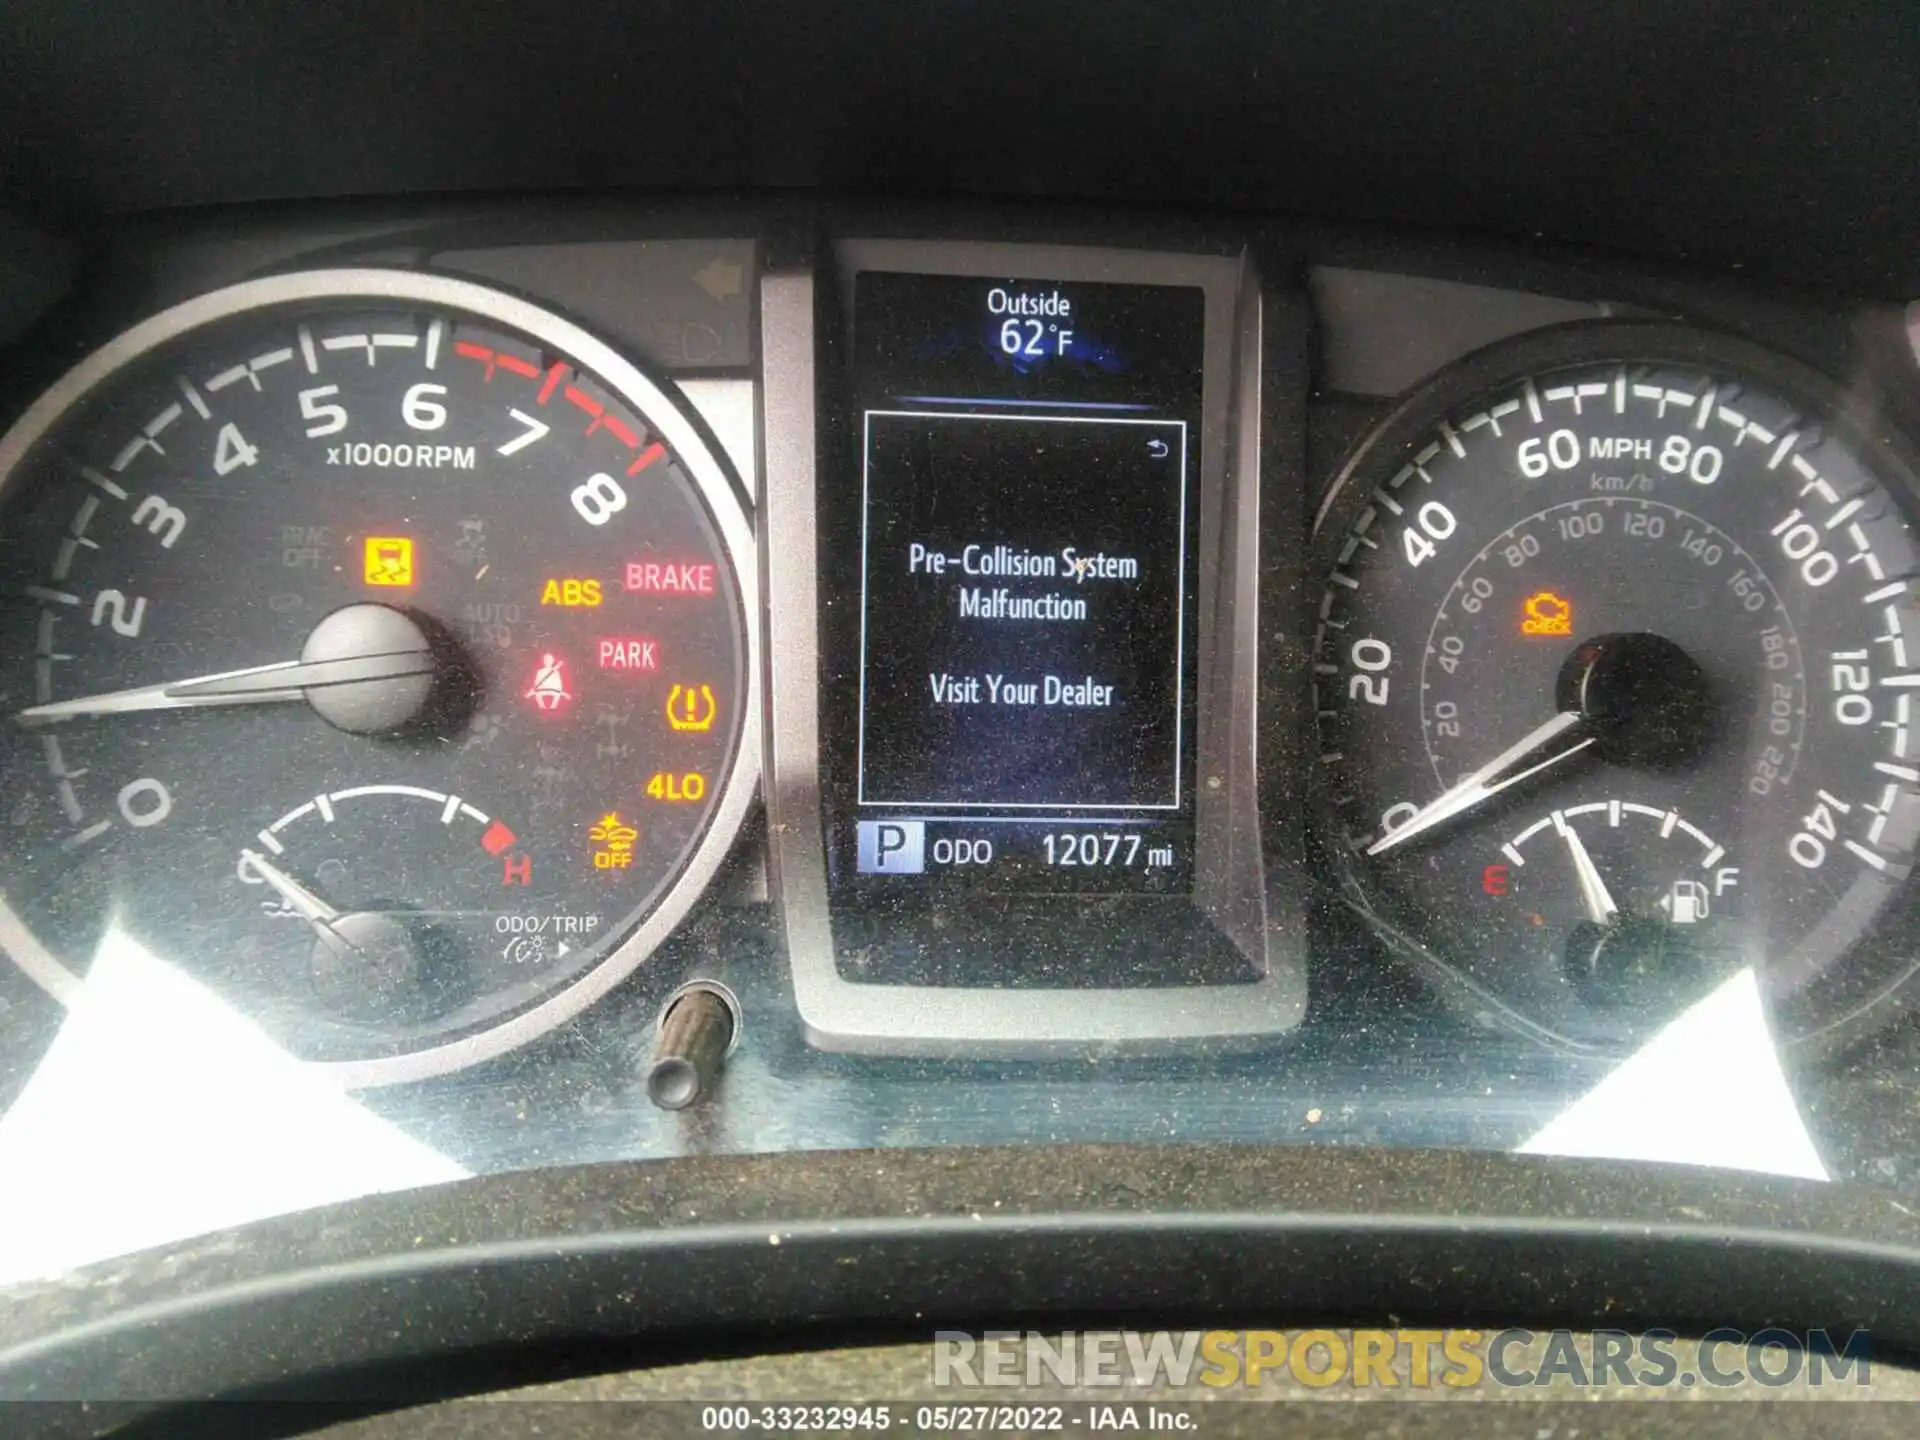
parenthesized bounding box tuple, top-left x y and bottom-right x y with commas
(1553, 813, 1619, 924)
(240, 848, 343, 929)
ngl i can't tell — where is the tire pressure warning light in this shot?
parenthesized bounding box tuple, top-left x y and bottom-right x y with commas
(364, 536, 415, 587)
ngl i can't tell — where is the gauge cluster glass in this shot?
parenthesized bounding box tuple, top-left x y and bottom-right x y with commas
(2, 219, 1920, 1299)
(0, 272, 757, 1084)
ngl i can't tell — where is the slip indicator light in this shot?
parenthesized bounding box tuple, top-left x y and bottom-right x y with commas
(364, 536, 415, 587)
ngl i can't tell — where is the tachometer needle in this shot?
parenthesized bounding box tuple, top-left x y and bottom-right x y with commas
(239, 848, 343, 928)
(1553, 812, 1619, 924)
(13, 649, 434, 725)
(1367, 710, 1591, 856)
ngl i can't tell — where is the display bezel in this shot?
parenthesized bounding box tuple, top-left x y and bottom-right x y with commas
(761, 239, 1306, 1053)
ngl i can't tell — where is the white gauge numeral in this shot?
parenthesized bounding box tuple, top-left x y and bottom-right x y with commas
(117, 778, 172, 828)
(403, 383, 450, 431)
(1771, 510, 1840, 587)
(1517, 429, 1580, 478)
(1659, 434, 1723, 484)
(1830, 651, 1875, 726)
(1347, 637, 1392, 706)
(571, 471, 628, 526)
(1400, 501, 1457, 567)
(132, 494, 187, 548)
(1380, 801, 1420, 836)
(497, 407, 549, 455)
(213, 421, 259, 474)
(1791, 792, 1853, 870)
(299, 385, 348, 438)
(90, 588, 147, 637)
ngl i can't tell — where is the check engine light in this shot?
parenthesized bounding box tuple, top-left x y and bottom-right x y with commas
(1521, 591, 1573, 636)
(363, 536, 415, 586)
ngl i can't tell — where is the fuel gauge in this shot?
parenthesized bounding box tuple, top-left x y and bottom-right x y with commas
(1481, 800, 1746, 1012)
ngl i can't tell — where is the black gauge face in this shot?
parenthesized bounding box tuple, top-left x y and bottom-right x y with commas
(0, 272, 755, 1082)
(1312, 324, 1920, 1049)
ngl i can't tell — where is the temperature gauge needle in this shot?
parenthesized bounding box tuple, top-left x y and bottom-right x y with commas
(242, 847, 422, 989)
(1553, 812, 1619, 923)
(240, 848, 343, 928)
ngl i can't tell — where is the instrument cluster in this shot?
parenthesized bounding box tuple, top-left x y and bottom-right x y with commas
(2, 204, 1917, 1105)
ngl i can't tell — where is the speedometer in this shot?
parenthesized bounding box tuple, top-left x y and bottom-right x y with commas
(0, 271, 757, 1085)
(1311, 323, 1920, 1050)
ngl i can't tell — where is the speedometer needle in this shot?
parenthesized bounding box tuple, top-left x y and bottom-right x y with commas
(13, 649, 434, 725)
(1367, 710, 1592, 856)
(1554, 813, 1619, 924)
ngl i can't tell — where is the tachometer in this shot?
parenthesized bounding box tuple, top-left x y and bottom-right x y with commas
(0, 270, 757, 1084)
(1311, 323, 1920, 1050)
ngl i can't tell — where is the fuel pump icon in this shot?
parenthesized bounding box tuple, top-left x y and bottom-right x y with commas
(1662, 878, 1711, 925)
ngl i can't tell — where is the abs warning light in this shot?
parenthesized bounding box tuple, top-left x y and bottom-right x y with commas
(364, 536, 415, 586)
(540, 577, 602, 606)
(1521, 591, 1573, 636)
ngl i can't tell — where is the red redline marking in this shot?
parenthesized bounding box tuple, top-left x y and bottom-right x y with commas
(627, 441, 667, 476)
(536, 363, 567, 405)
(564, 386, 607, 436)
(453, 341, 496, 380)
(496, 353, 539, 379)
(480, 820, 517, 856)
(603, 416, 639, 448)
